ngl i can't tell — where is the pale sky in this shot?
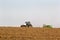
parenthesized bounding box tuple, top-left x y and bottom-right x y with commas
(0, 0, 60, 28)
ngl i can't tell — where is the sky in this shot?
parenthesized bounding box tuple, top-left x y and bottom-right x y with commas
(0, 0, 60, 27)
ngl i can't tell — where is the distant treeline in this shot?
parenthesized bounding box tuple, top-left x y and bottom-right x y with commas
(20, 21, 53, 28)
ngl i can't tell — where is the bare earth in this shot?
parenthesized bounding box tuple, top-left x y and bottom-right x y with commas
(0, 27, 60, 40)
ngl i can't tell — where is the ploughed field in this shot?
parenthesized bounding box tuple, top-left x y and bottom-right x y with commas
(0, 27, 60, 40)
